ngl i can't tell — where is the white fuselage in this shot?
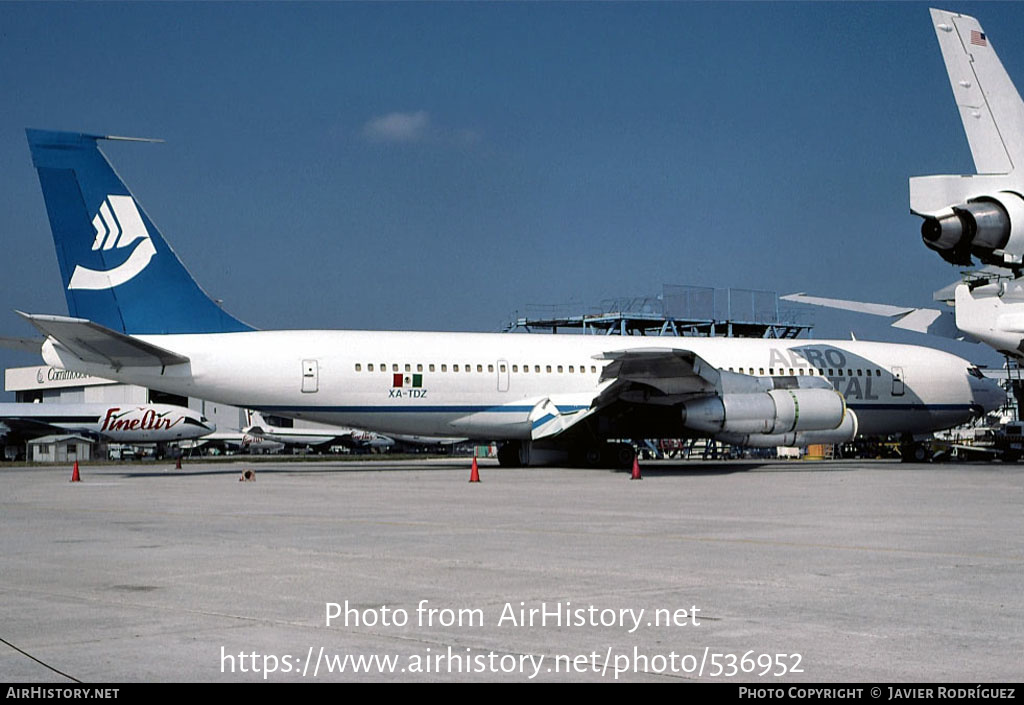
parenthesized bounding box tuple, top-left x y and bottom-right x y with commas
(42, 331, 1002, 441)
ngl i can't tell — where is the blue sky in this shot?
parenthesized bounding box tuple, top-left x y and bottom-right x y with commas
(2, 2, 1022, 396)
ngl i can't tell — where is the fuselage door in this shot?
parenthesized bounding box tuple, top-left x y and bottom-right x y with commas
(497, 359, 509, 392)
(891, 366, 905, 397)
(302, 359, 319, 393)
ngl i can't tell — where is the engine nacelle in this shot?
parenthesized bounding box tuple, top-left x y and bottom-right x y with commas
(682, 388, 846, 436)
(715, 409, 858, 449)
(920, 191, 1024, 267)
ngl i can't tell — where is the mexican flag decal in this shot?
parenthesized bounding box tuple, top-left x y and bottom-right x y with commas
(393, 373, 423, 388)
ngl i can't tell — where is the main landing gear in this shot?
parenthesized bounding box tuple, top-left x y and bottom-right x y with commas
(497, 440, 635, 469)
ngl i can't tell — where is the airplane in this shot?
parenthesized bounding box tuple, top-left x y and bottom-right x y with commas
(13, 129, 1004, 466)
(182, 427, 285, 456)
(784, 9, 1024, 359)
(0, 402, 216, 458)
(242, 410, 395, 452)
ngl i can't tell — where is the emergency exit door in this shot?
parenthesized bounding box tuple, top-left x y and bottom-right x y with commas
(891, 366, 905, 396)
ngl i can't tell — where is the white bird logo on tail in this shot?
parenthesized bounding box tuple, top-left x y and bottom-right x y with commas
(68, 194, 156, 290)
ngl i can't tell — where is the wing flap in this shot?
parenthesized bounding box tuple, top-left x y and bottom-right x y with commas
(596, 348, 719, 396)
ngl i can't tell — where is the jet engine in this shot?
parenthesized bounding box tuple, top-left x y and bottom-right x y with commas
(919, 192, 1024, 268)
(681, 388, 846, 436)
(715, 409, 858, 449)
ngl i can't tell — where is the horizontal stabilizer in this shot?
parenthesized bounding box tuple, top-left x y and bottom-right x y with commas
(17, 312, 190, 369)
(781, 293, 971, 342)
(0, 336, 45, 354)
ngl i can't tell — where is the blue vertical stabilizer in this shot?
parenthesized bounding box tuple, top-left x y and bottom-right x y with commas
(26, 129, 253, 334)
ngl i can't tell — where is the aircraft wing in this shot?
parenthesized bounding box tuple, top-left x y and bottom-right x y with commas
(528, 346, 832, 443)
(17, 312, 190, 370)
(780, 293, 970, 341)
(519, 349, 723, 442)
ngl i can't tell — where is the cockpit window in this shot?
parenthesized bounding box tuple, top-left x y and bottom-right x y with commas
(968, 366, 986, 379)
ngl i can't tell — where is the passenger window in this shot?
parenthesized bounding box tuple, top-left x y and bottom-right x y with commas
(441, 364, 447, 372)
(429, 364, 435, 372)
(392, 364, 399, 372)
(355, 363, 361, 372)
(569, 366, 575, 373)
(512, 365, 518, 373)
(417, 364, 423, 372)
(405, 364, 411, 372)
(535, 365, 541, 373)
(477, 364, 483, 373)
(489, 364, 495, 373)
(453, 364, 459, 372)
(368, 364, 374, 372)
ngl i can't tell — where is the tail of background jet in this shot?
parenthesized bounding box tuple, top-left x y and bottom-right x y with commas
(26, 129, 252, 335)
(911, 10, 1024, 268)
(929, 8, 1024, 176)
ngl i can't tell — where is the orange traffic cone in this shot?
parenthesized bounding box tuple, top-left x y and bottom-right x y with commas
(469, 456, 480, 483)
(630, 456, 642, 481)
(70, 461, 81, 483)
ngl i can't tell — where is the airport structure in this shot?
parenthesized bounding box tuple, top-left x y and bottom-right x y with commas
(506, 284, 813, 339)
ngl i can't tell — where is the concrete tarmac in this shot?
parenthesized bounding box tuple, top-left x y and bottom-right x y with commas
(1, 458, 1021, 683)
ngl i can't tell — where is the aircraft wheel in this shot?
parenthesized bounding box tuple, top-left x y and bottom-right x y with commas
(582, 445, 604, 468)
(495, 440, 520, 467)
(901, 443, 930, 463)
(611, 443, 635, 469)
